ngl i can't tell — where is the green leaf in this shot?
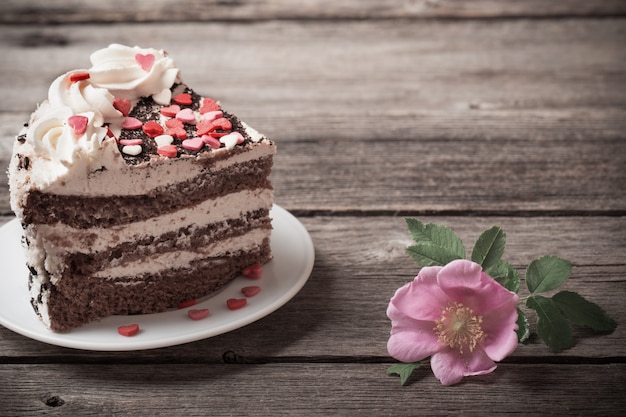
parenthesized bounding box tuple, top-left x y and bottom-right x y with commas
(387, 362, 421, 386)
(405, 218, 465, 259)
(406, 243, 463, 267)
(486, 260, 520, 293)
(471, 226, 506, 271)
(516, 308, 530, 343)
(553, 291, 617, 332)
(525, 256, 572, 294)
(527, 295, 573, 352)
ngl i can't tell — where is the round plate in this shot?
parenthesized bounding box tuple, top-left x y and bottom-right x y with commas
(0, 205, 314, 351)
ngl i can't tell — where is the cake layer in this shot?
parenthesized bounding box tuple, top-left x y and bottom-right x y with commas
(33, 238, 271, 332)
(19, 154, 273, 228)
(92, 227, 270, 279)
(40, 209, 271, 278)
(30, 188, 273, 255)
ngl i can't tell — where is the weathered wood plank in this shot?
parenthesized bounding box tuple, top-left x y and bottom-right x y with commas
(1, 216, 623, 359)
(1, 20, 624, 114)
(2, 0, 626, 24)
(1, 363, 624, 416)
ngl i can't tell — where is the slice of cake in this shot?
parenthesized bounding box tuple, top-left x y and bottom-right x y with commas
(8, 44, 276, 332)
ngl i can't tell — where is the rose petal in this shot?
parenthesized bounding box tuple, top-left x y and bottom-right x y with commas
(438, 260, 483, 296)
(430, 349, 467, 386)
(390, 266, 450, 321)
(387, 304, 442, 362)
(480, 301, 520, 361)
(464, 346, 497, 377)
(470, 274, 520, 315)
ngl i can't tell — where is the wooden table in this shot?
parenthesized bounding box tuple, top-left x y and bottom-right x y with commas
(1, 1, 625, 415)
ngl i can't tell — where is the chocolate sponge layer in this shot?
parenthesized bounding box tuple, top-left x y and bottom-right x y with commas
(40, 239, 271, 332)
(21, 155, 273, 228)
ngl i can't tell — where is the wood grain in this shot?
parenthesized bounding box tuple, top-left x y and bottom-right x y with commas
(1, 0, 626, 24)
(1, 364, 624, 416)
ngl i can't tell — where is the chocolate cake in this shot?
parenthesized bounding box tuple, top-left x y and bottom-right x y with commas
(7, 44, 276, 332)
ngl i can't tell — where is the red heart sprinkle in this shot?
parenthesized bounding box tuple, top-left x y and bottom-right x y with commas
(165, 118, 184, 129)
(157, 144, 178, 158)
(106, 126, 117, 141)
(173, 93, 192, 106)
(117, 324, 140, 337)
(188, 309, 210, 321)
(165, 127, 187, 139)
(209, 132, 228, 138)
(69, 72, 90, 82)
(178, 299, 197, 309)
(211, 117, 232, 132)
(142, 120, 164, 138)
(160, 104, 180, 118)
(196, 120, 213, 136)
(199, 97, 220, 114)
(241, 286, 261, 297)
(135, 53, 155, 71)
(242, 263, 262, 279)
(67, 115, 89, 136)
(113, 98, 131, 117)
(227, 298, 247, 310)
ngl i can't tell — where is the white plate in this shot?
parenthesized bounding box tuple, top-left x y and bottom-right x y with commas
(0, 205, 314, 351)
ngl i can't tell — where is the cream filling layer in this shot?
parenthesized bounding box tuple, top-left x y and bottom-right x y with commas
(93, 228, 269, 279)
(29, 188, 272, 278)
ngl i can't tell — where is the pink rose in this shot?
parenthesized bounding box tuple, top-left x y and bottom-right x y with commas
(387, 259, 519, 385)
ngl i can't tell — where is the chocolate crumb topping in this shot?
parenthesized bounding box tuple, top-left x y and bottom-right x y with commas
(118, 85, 254, 165)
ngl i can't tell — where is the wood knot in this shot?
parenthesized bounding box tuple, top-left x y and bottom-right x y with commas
(43, 395, 65, 407)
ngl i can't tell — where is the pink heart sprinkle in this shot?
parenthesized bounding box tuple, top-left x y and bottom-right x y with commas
(160, 104, 180, 117)
(67, 115, 88, 136)
(188, 309, 210, 321)
(182, 137, 205, 151)
(135, 53, 155, 71)
(176, 108, 196, 124)
(122, 117, 143, 130)
(119, 139, 143, 146)
(203, 110, 223, 122)
(201, 135, 221, 149)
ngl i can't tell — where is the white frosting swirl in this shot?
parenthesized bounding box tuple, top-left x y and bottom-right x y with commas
(89, 44, 179, 104)
(48, 70, 122, 127)
(28, 103, 108, 164)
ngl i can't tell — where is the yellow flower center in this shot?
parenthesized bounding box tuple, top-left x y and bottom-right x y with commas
(434, 302, 485, 354)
